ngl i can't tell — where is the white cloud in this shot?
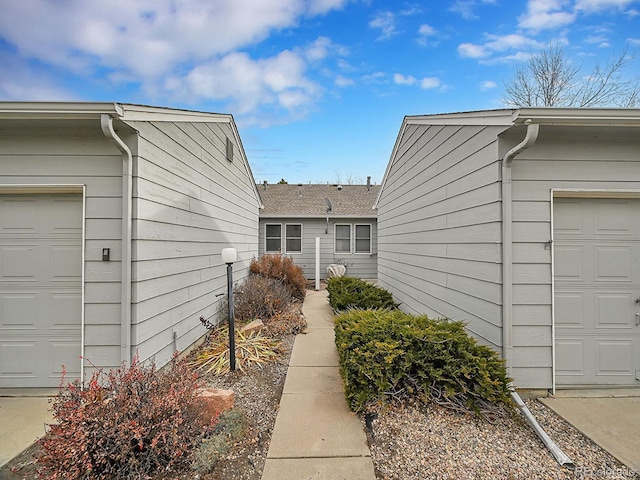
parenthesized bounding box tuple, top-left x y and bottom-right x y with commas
(458, 43, 489, 58)
(518, 0, 576, 31)
(418, 24, 437, 36)
(449, 0, 497, 20)
(393, 73, 417, 85)
(369, 11, 398, 40)
(0, 0, 349, 122)
(393, 73, 441, 90)
(335, 75, 355, 87)
(575, 0, 636, 12)
(168, 50, 321, 116)
(458, 34, 543, 60)
(480, 80, 497, 90)
(420, 77, 440, 89)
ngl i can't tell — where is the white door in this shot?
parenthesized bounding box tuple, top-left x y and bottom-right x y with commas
(554, 197, 640, 386)
(0, 194, 82, 387)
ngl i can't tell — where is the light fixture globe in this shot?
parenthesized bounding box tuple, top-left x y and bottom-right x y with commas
(221, 247, 237, 264)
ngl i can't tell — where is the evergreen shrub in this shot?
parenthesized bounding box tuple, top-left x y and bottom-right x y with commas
(326, 276, 399, 311)
(334, 309, 512, 414)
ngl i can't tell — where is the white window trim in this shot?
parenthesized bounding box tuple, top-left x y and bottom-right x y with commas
(284, 223, 303, 254)
(265, 223, 282, 253)
(334, 223, 352, 254)
(354, 223, 372, 255)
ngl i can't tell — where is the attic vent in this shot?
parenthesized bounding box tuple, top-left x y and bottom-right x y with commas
(225, 137, 233, 162)
(337, 185, 342, 191)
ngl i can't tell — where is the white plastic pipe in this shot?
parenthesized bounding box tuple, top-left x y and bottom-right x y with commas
(101, 113, 133, 364)
(501, 120, 539, 375)
(510, 389, 574, 467)
(315, 237, 320, 290)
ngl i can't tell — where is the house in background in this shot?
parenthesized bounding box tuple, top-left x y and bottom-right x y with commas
(258, 181, 379, 281)
(376, 107, 640, 391)
(0, 102, 262, 388)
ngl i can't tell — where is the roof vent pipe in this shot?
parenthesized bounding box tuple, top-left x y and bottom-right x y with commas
(367, 176, 371, 191)
(263, 180, 267, 191)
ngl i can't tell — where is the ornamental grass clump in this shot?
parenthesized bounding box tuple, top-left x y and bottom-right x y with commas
(37, 354, 212, 480)
(327, 276, 399, 311)
(334, 309, 512, 416)
(189, 325, 280, 375)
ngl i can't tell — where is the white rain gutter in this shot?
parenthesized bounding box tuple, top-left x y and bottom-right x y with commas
(510, 387, 574, 467)
(101, 114, 133, 364)
(501, 119, 539, 374)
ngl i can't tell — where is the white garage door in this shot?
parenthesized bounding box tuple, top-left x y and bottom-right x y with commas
(0, 194, 82, 388)
(554, 197, 640, 386)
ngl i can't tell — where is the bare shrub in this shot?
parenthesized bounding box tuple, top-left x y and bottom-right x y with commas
(250, 254, 307, 301)
(234, 274, 293, 322)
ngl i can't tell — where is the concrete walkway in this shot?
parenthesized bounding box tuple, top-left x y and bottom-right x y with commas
(0, 390, 55, 467)
(540, 390, 640, 473)
(261, 289, 376, 480)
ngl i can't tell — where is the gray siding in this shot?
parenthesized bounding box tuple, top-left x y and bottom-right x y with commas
(377, 123, 506, 349)
(258, 218, 377, 280)
(129, 120, 259, 368)
(505, 125, 640, 388)
(0, 120, 124, 370)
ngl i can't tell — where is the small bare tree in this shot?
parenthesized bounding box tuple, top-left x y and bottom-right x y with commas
(503, 44, 640, 108)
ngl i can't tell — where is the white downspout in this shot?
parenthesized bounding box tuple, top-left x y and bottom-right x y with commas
(101, 114, 133, 364)
(501, 120, 539, 376)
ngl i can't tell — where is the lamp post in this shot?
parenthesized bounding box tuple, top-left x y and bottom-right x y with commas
(221, 247, 237, 371)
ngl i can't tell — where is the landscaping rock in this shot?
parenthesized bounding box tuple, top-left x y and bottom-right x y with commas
(240, 319, 264, 335)
(198, 388, 235, 424)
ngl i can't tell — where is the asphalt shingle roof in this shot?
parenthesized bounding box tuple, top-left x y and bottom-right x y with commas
(258, 183, 379, 217)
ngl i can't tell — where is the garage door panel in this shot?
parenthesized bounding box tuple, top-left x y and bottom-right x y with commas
(0, 194, 82, 388)
(595, 246, 632, 282)
(50, 292, 82, 328)
(0, 199, 42, 233)
(0, 340, 38, 376)
(1, 292, 40, 328)
(596, 340, 634, 376)
(52, 198, 83, 233)
(594, 201, 632, 236)
(554, 245, 584, 281)
(51, 244, 82, 280)
(0, 244, 40, 281)
(596, 292, 636, 329)
(555, 291, 584, 327)
(554, 197, 640, 386)
(556, 338, 585, 375)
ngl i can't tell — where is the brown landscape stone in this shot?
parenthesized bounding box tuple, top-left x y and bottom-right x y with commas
(198, 388, 235, 424)
(240, 319, 264, 335)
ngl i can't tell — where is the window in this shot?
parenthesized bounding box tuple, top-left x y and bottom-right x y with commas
(265, 224, 281, 252)
(355, 224, 371, 253)
(335, 224, 351, 253)
(285, 224, 302, 253)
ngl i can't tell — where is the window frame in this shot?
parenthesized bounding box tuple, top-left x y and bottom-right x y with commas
(354, 223, 372, 254)
(284, 223, 302, 254)
(334, 223, 352, 254)
(265, 223, 282, 253)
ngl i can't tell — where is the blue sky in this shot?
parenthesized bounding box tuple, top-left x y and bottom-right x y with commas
(1, 1, 639, 184)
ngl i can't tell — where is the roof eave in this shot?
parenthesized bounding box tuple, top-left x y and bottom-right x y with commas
(515, 107, 640, 126)
(0, 101, 124, 119)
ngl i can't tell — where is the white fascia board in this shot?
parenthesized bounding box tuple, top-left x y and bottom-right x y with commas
(516, 107, 640, 126)
(405, 109, 516, 126)
(119, 104, 231, 123)
(0, 101, 123, 119)
(259, 215, 377, 219)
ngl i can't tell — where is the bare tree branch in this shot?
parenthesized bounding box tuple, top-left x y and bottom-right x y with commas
(503, 44, 640, 108)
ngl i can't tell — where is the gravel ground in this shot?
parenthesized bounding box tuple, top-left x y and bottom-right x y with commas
(367, 399, 639, 480)
(196, 334, 295, 480)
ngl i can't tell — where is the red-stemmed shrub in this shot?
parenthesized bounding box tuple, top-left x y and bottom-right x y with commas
(37, 354, 213, 479)
(249, 254, 307, 301)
